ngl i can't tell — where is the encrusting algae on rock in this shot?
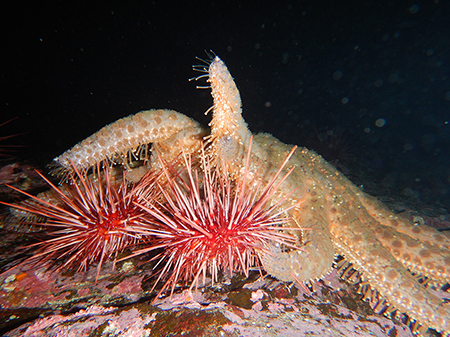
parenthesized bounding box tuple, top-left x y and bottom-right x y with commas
(2, 54, 449, 335)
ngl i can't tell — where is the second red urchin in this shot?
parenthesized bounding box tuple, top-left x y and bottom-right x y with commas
(126, 138, 303, 297)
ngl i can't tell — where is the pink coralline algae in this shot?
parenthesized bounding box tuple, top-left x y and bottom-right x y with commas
(3, 274, 414, 337)
(0, 259, 146, 311)
(6, 306, 156, 337)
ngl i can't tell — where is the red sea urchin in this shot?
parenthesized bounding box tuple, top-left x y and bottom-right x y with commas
(1, 163, 158, 282)
(124, 138, 305, 298)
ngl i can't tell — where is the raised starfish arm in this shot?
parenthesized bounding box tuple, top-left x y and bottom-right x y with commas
(204, 56, 267, 178)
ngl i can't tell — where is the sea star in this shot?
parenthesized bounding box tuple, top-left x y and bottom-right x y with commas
(45, 55, 450, 334)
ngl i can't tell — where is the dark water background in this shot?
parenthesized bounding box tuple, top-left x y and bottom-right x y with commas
(2, 1, 450, 212)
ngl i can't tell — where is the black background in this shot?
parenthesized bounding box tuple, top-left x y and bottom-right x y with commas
(2, 1, 450, 211)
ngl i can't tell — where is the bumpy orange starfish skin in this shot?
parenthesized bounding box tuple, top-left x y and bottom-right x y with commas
(54, 55, 449, 334)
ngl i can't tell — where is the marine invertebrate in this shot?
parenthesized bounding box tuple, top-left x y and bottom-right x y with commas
(5, 54, 449, 334)
(1, 164, 158, 281)
(51, 109, 207, 177)
(123, 139, 304, 298)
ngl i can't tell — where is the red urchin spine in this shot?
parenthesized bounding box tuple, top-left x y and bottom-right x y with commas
(0, 117, 25, 158)
(1, 162, 159, 282)
(124, 137, 304, 298)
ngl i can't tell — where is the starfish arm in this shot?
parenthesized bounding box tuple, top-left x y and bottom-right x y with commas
(261, 217, 335, 282)
(353, 189, 450, 249)
(330, 215, 450, 333)
(206, 56, 266, 177)
(344, 184, 450, 288)
(53, 109, 207, 173)
(371, 225, 450, 288)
